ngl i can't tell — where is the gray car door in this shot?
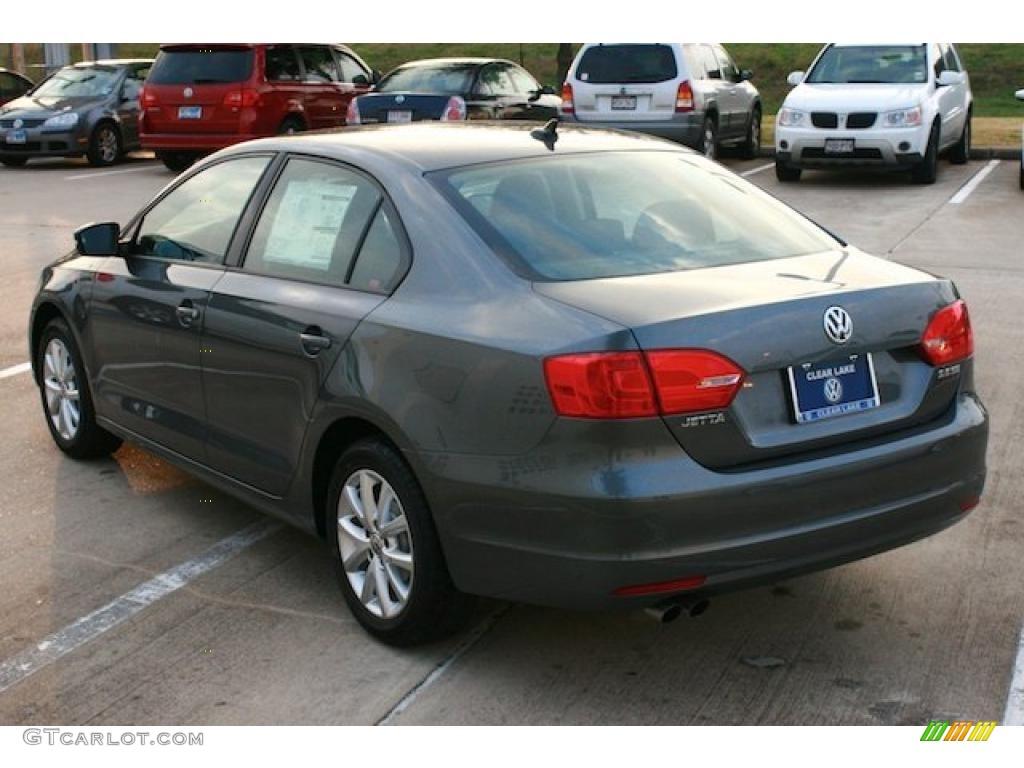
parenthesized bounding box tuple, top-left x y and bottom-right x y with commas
(200, 155, 408, 496)
(115, 65, 147, 148)
(711, 45, 746, 139)
(88, 155, 272, 461)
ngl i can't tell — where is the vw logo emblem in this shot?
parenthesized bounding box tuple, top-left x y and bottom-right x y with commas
(183, 87, 194, 98)
(395, 94, 405, 104)
(823, 306, 853, 344)
(823, 377, 844, 404)
(13, 118, 23, 129)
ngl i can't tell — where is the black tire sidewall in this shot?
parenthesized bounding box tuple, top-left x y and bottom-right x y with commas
(743, 108, 761, 159)
(1, 157, 28, 167)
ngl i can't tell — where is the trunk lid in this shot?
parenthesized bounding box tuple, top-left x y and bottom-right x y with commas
(536, 250, 962, 468)
(355, 93, 452, 123)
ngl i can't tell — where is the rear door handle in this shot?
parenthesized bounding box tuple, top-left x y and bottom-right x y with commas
(300, 327, 332, 356)
(175, 301, 200, 328)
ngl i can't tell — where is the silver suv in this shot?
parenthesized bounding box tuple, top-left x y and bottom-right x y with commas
(560, 43, 762, 159)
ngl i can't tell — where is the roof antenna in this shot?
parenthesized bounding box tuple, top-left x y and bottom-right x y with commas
(530, 118, 558, 151)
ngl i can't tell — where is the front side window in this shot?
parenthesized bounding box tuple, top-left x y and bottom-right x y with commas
(299, 46, 339, 83)
(335, 51, 369, 83)
(714, 46, 738, 81)
(134, 156, 270, 263)
(506, 65, 540, 95)
(942, 44, 961, 73)
(476, 64, 516, 97)
(33, 66, 120, 99)
(699, 46, 721, 80)
(575, 45, 677, 84)
(243, 158, 383, 287)
(807, 45, 928, 84)
(433, 152, 840, 281)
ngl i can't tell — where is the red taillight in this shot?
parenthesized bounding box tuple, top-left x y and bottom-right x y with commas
(561, 83, 574, 113)
(223, 89, 260, 108)
(613, 575, 706, 597)
(440, 95, 467, 121)
(920, 300, 973, 366)
(675, 80, 694, 112)
(140, 86, 158, 107)
(346, 98, 361, 125)
(543, 349, 745, 419)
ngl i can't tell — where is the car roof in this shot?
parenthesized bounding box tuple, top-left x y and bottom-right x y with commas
(219, 122, 686, 173)
(395, 57, 506, 68)
(68, 59, 153, 68)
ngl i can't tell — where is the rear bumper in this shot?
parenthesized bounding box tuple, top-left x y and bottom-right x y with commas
(425, 392, 987, 611)
(560, 112, 703, 148)
(140, 132, 261, 152)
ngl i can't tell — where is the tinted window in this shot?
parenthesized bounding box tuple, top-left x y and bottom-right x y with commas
(576, 45, 677, 84)
(506, 65, 540, 94)
(266, 47, 301, 82)
(435, 152, 839, 281)
(148, 49, 254, 85)
(33, 66, 120, 98)
(335, 51, 368, 83)
(807, 45, 928, 84)
(348, 208, 404, 293)
(0, 72, 29, 98)
(376, 63, 475, 95)
(244, 158, 381, 287)
(299, 46, 339, 83)
(134, 157, 270, 263)
(476, 64, 516, 96)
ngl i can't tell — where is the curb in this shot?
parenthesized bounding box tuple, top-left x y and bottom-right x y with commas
(756, 146, 1020, 160)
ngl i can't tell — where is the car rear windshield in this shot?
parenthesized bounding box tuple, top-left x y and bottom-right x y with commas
(576, 45, 677, 84)
(376, 63, 476, 95)
(148, 48, 254, 85)
(432, 152, 840, 281)
(806, 45, 928, 84)
(32, 66, 120, 98)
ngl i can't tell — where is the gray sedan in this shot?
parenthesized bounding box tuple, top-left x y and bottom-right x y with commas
(0, 59, 151, 167)
(29, 123, 987, 645)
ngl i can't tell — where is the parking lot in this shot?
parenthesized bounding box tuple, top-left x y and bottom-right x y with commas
(0, 149, 1021, 725)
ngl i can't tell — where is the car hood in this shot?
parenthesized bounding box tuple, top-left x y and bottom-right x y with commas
(0, 94, 102, 118)
(783, 83, 930, 113)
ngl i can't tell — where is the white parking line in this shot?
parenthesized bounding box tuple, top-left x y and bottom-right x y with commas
(65, 164, 157, 181)
(741, 162, 775, 178)
(0, 520, 279, 695)
(948, 160, 1000, 205)
(1004, 622, 1024, 726)
(0, 362, 31, 380)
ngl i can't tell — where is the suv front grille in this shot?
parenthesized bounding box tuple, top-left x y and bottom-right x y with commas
(811, 112, 838, 129)
(846, 112, 877, 129)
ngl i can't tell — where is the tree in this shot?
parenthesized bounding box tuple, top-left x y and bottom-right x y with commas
(556, 44, 575, 87)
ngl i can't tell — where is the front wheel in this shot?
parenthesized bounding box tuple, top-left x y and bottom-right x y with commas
(327, 438, 473, 646)
(741, 108, 761, 160)
(775, 160, 801, 182)
(86, 123, 122, 167)
(911, 124, 940, 184)
(1, 156, 28, 167)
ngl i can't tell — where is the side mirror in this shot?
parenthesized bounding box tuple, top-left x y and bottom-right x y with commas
(74, 222, 120, 256)
(738, 69, 754, 83)
(371, 69, 383, 85)
(1014, 88, 1024, 102)
(352, 73, 369, 86)
(936, 70, 966, 87)
(787, 71, 805, 87)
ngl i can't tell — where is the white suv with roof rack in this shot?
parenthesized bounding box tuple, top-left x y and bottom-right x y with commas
(560, 43, 762, 159)
(774, 43, 972, 184)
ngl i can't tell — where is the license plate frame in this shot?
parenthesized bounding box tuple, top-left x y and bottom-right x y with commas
(824, 137, 855, 154)
(5, 129, 27, 144)
(610, 95, 637, 111)
(787, 353, 880, 424)
(177, 106, 202, 120)
(387, 110, 412, 124)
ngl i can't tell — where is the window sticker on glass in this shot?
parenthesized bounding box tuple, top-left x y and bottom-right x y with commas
(262, 180, 355, 270)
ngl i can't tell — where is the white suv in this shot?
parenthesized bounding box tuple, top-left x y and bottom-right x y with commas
(1016, 88, 1024, 190)
(775, 44, 972, 184)
(560, 43, 762, 159)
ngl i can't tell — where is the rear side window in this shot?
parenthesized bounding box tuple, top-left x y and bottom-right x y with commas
(576, 45, 677, 84)
(348, 208, 404, 293)
(134, 156, 270, 263)
(148, 48, 254, 85)
(266, 47, 302, 82)
(244, 158, 384, 288)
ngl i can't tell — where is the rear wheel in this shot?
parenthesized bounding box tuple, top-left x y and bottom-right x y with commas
(157, 151, 198, 173)
(36, 318, 122, 459)
(278, 115, 305, 135)
(1, 156, 28, 167)
(327, 438, 473, 646)
(911, 123, 940, 184)
(700, 115, 718, 160)
(950, 114, 971, 165)
(740, 107, 761, 160)
(1020, 163, 1023, 191)
(86, 123, 122, 167)
(775, 160, 801, 182)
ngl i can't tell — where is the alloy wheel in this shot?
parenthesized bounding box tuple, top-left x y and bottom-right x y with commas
(97, 127, 118, 164)
(43, 338, 80, 441)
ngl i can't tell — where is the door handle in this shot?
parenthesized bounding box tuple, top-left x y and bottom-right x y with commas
(300, 327, 332, 356)
(175, 301, 200, 328)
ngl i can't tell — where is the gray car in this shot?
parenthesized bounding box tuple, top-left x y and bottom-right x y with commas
(560, 43, 762, 159)
(29, 123, 987, 645)
(0, 59, 152, 168)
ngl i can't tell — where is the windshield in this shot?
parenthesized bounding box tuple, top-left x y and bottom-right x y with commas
(376, 63, 475, 95)
(433, 152, 840, 281)
(576, 45, 677, 84)
(806, 45, 928, 84)
(32, 66, 120, 99)
(148, 49, 254, 85)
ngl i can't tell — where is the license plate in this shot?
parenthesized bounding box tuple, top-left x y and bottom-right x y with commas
(5, 129, 27, 144)
(610, 95, 637, 111)
(178, 106, 202, 120)
(387, 110, 412, 124)
(787, 354, 880, 424)
(824, 138, 855, 154)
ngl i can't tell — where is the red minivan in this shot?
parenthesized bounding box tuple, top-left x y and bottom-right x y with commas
(140, 44, 376, 171)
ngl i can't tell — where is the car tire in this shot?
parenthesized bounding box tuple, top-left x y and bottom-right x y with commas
(740, 107, 761, 160)
(1020, 164, 1023, 192)
(278, 115, 306, 135)
(1, 156, 28, 168)
(775, 160, 801, 182)
(86, 123, 122, 167)
(36, 317, 122, 459)
(157, 151, 198, 173)
(700, 115, 718, 160)
(327, 437, 474, 646)
(911, 123, 940, 185)
(950, 115, 971, 165)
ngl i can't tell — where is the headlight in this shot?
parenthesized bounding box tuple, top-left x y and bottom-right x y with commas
(42, 112, 79, 129)
(777, 108, 805, 127)
(883, 107, 923, 128)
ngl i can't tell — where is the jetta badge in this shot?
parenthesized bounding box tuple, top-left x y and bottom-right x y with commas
(823, 306, 853, 344)
(183, 87, 193, 98)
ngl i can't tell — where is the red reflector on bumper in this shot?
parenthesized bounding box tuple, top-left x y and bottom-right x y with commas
(613, 575, 706, 597)
(959, 497, 981, 512)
